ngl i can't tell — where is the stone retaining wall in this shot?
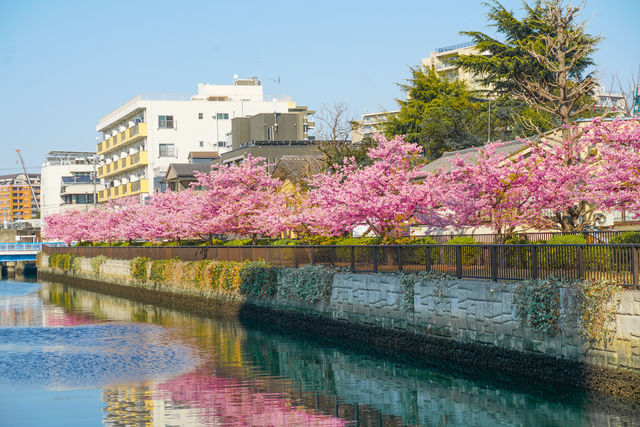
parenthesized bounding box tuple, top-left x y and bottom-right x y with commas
(37, 253, 640, 400)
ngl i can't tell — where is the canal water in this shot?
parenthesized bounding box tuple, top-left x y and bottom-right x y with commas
(0, 278, 638, 426)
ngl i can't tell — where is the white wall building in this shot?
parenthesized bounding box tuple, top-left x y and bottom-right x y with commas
(95, 78, 313, 202)
(40, 151, 103, 220)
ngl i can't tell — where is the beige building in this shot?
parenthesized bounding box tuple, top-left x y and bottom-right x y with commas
(352, 110, 399, 143)
(421, 42, 487, 91)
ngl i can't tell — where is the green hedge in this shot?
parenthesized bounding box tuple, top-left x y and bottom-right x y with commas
(539, 235, 587, 269)
(443, 236, 482, 265)
(610, 232, 640, 244)
(396, 237, 439, 265)
(335, 237, 382, 264)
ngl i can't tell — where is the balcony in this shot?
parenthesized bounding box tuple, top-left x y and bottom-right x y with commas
(97, 179, 149, 202)
(97, 151, 148, 179)
(97, 123, 147, 155)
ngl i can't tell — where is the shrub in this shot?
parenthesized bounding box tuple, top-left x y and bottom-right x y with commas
(130, 257, 151, 281)
(278, 264, 339, 303)
(71, 256, 82, 274)
(303, 236, 341, 246)
(609, 231, 640, 244)
(443, 236, 482, 265)
(395, 236, 439, 266)
(539, 235, 587, 269)
(270, 238, 302, 246)
(224, 238, 253, 246)
(90, 255, 108, 276)
(239, 260, 278, 297)
(335, 237, 382, 264)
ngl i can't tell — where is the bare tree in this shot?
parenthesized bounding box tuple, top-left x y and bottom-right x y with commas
(516, 0, 601, 139)
(313, 103, 375, 171)
(314, 103, 356, 143)
(612, 72, 640, 116)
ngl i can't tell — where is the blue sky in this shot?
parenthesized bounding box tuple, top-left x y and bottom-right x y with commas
(1, 0, 639, 173)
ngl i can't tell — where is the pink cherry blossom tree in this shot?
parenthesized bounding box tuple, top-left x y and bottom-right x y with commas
(194, 155, 288, 243)
(304, 135, 449, 241)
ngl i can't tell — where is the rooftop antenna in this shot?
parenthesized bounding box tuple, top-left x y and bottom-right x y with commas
(257, 49, 261, 82)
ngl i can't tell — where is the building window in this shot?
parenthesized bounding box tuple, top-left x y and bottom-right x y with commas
(199, 141, 204, 147)
(217, 141, 225, 147)
(216, 113, 229, 120)
(159, 144, 176, 157)
(158, 115, 174, 129)
(198, 113, 203, 120)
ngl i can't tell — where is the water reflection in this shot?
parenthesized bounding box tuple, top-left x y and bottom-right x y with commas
(1, 279, 638, 426)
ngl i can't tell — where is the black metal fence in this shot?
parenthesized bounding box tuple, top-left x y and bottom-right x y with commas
(425, 230, 624, 244)
(43, 243, 640, 287)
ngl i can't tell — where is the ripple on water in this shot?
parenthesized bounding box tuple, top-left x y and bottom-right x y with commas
(0, 323, 198, 389)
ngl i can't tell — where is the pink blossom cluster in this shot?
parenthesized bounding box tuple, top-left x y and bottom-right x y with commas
(43, 120, 640, 244)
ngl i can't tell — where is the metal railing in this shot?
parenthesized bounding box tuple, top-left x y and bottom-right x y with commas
(426, 231, 625, 244)
(1, 243, 43, 252)
(42, 244, 640, 287)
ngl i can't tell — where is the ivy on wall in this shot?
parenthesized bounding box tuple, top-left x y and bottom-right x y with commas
(514, 276, 622, 343)
(90, 255, 108, 276)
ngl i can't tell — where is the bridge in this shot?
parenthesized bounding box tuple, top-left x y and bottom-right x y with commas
(0, 243, 43, 262)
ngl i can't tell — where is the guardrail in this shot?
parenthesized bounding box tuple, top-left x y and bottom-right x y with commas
(42, 244, 640, 287)
(0, 243, 43, 252)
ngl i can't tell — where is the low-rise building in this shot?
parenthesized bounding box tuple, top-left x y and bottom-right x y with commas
(40, 151, 103, 220)
(95, 78, 314, 203)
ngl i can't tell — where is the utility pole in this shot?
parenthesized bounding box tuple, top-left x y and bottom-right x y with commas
(487, 99, 491, 143)
(15, 149, 40, 215)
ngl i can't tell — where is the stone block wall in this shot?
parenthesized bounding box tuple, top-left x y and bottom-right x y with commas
(329, 273, 640, 373)
(37, 254, 640, 374)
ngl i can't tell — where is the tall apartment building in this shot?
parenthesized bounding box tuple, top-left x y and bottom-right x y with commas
(421, 42, 487, 91)
(96, 78, 314, 202)
(0, 173, 40, 224)
(40, 151, 104, 220)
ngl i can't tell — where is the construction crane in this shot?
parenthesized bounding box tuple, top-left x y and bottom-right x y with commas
(15, 149, 40, 215)
(634, 78, 640, 116)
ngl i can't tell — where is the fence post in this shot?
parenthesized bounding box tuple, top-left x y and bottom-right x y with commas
(311, 246, 315, 265)
(455, 246, 462, 278)
(577, 246, 584, 280)
(397, 246, 403, 272)
(531, 246, 538, 279)
(372, 246, 378, 273)
(294, 246, 299, 268)
(350, 246, 355, 273)
(490, 245, 498, 281)
(330, 246, 335, 267)
(632, 246, 639, 288)
(425, 246, 431, 272)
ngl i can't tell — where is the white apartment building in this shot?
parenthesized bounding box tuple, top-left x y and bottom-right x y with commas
(40, 151, 104, 220)
(352, 110, 399, 143)
(95, 78, 313, 202)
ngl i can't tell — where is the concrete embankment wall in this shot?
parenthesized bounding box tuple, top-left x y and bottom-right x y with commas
(37, 254, 640, 401)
